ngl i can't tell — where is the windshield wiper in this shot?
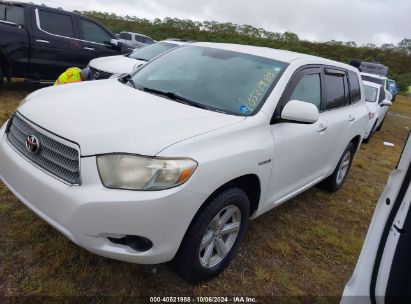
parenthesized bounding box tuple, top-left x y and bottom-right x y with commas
(127, 78, 137, 88)
(140, 87, 210, 110)
(132, 57, 149, 62)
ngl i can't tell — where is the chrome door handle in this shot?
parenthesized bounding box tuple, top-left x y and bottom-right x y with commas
(317, 124, 327, 132)
(84, 47, 95, 51)
(348, 116, 355, 122)
(36, 39, 50, 44)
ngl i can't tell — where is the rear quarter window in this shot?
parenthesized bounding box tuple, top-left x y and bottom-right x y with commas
(348, 71, 361, 103)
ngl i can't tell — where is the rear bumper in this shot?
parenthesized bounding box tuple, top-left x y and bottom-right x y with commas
(0, 129, 207, 264)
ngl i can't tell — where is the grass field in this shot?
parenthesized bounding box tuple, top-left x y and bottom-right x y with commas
(0, 81, 410, 301)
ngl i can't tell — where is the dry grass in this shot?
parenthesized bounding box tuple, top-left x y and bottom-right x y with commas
(1, 80, 410, 300)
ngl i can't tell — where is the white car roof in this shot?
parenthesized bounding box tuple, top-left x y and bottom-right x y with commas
(190, 42, 359, 71)
(362, 80, 382, 90)
(361, 72, 387, 80)
(161, 40, 190, 46)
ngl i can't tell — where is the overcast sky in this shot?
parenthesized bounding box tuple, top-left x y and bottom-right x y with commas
(20, 0, 411, 46)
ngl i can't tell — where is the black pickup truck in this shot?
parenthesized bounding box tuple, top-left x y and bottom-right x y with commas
(0, 1, 132, 84)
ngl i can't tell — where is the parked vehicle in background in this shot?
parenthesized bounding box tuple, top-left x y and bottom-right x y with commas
(350, 60, 388, 77)
(388, 79, 399, 101)
(118, 31, 155, 49)
(0, 43, 368, 282)
(342, 131, 411, 304)
(361, 72, 393, 102)
(86, 39, 188, 80)
(0, 1, 132, 84)
(362, 81, 392, 143)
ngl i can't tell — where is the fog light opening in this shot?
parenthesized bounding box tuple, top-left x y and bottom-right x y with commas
(108, 235, 153, 252)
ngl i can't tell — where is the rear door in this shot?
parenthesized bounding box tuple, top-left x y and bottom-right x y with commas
(377, 87, 389, 127)
(77, 17, 122, 63)
(30, 7, 84, 79)
(319, 68, 364, 176)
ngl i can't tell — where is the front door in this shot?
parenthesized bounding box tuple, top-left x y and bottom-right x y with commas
(266, 67, 329, 208)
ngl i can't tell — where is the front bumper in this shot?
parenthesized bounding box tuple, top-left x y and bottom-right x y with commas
(0, 129, 206, 264)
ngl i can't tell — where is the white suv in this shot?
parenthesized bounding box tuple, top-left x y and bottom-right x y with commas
(0, 43, 368, 282)
(361, 72, 393, 102)
(86, 39, 188, 80)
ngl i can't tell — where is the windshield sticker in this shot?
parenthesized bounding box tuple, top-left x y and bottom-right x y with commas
(238, 70, 278, 112)
(240, 103, 253, 114)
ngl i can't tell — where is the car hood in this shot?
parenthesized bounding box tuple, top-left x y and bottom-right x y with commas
(19, 80, 245, 156)
(89, 55, 145, 75)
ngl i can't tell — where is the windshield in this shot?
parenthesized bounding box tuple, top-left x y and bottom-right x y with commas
(362, 75, 384, 87)
(364, 85, 378, 102)
(129, 45, 287, 115)
(128, 42, 178, 61)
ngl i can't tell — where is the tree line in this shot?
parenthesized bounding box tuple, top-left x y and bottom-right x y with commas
(80, 11, 411, 91)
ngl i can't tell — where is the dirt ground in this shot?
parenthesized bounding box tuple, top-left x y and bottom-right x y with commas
(0, 80, 410, 302)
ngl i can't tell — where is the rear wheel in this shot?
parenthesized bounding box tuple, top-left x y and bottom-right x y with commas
(319, 143, 355, 192)
(172, 188, 249, 283)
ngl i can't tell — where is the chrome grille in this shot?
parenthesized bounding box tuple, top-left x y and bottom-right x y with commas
(87, 67, 113, 80)
(7, 114, 81, 185)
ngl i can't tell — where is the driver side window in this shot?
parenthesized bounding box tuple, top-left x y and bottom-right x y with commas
(289, 73, 322, 110)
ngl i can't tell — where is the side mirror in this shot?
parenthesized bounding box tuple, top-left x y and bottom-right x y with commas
(108, 39, 123, 48)
(281, 100, 319, 124)
(380, 100, 392, 107)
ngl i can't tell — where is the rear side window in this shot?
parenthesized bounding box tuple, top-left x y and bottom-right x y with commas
(324, 73, 346, 110)
(0, 5, 25, 25)
(79, 19, 112, 44)
(348, 71, 361, 103)
(385, 79, 390, 91)
(119, 32, 132, 40)
(38, 10, 74, 37)
(379, 88, 386, 103)
(289, 73, 322, 110)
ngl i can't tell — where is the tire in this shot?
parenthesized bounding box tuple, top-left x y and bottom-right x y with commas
(172, 188, 250, 283)
(319, 142, 355, 192)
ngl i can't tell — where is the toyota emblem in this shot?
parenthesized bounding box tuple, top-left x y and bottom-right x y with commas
(26, 135, 41, 154)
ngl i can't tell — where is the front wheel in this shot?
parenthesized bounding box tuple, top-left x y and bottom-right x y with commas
(319, 142, 355, 192)
(172, 188, 250, 283)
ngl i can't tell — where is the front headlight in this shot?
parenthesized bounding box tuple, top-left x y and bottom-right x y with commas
(97, 154, 198, 190)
